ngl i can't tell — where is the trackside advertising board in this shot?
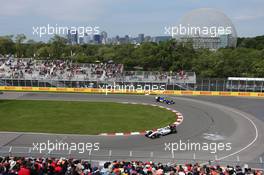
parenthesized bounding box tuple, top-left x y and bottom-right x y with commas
(0, 86, 263, 97)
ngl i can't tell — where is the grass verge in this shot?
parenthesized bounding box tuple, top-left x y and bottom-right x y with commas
(0, 100, 176, 135)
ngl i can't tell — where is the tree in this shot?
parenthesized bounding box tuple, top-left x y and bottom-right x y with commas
(15, 34, 26, 57)
(36, 46, 51, 59)
(0, 36, 15, 55)
(1, 33, 264, 78)
(49, 35, 67, 58)
(95, 46, 115, 62)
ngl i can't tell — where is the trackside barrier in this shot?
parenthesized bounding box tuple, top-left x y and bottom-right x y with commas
(1, 146, 264, 170)
(0, 86, 264, 97)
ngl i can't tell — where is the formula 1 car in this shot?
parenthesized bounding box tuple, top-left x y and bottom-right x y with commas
(145, 124, 177, 139)
(155, 96, 175, 105)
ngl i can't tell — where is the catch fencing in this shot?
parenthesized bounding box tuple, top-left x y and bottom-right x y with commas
(0, 78, 264, 92)
(0, 146, 263, 170)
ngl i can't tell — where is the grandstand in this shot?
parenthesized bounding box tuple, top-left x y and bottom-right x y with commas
(0, 58, 196, 90)
(1, 58, 264, 92)
(226, 77, 264, 92)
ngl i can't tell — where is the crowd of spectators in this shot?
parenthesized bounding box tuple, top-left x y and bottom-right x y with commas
(90, 63, 123, 79)
(0, 59, 123, 81)
(0, 157, 262, 175)
(124, 71, 190, 83)
(0, 58, 194, 83)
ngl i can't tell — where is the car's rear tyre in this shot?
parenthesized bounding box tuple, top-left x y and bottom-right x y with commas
(172, 129, 177, 133)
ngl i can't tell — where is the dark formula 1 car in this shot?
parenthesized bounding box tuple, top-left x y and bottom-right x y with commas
(145, 124, 177, 139)
(155, 96, 175, 105)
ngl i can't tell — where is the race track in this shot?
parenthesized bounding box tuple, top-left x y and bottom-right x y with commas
(0, 92, 263, 165)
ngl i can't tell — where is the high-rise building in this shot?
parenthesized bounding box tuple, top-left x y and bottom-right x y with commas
(78, 37, 84, 44)
(138, 34, 144, 43)
(144, 36, 151, 42)
(112, 35, 120, 44)
(152, 36, 172, 43)
(124, 35, 129, 43)
(93, 34, 101, 44)
(101, 31, 108, 44)
(67, 30, 78, 45)
(83, 33, 91, 44)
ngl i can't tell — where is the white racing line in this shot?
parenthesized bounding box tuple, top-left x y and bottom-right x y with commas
(216, 108, 258, 161)
(171, 97, 259, 162)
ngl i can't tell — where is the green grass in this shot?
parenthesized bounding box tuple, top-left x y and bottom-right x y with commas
(0, 100, 176, 135)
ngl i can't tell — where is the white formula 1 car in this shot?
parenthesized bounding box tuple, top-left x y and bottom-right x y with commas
(145, 124, 177, 139)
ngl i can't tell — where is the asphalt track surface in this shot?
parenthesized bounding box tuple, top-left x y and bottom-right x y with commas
(0, 92, 263, 165)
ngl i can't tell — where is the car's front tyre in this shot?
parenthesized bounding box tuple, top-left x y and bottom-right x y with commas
(151, 135, 156, 139)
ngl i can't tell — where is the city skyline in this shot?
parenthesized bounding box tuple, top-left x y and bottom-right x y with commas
(0, 0, 264, 42)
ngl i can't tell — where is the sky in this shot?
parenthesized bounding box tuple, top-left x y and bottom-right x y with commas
(0, 0, 263, 41)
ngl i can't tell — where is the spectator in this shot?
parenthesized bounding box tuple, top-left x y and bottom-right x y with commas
(0, 157, 263, 175)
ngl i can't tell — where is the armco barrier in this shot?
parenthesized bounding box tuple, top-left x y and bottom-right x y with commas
(0, 86, 264, 97)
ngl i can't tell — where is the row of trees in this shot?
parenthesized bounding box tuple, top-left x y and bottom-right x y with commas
(0, 34, 263, 78)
